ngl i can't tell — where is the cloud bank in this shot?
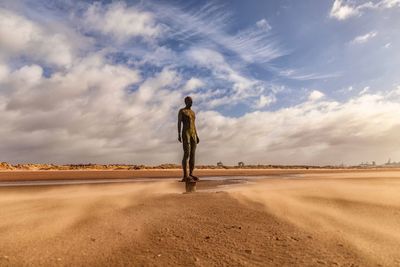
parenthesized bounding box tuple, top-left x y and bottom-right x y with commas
(0, 1, 399, 165)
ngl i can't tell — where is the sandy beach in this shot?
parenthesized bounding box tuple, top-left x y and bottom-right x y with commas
(1, 169, 399, 266)
(2, 0, 400, 266)
(0, 168, 396, 181)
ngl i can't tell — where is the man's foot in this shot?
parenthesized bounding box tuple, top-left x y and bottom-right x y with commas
(190, 175, 199, 181)
(181, 176, 195, 182)
(181, 176, 196, 183)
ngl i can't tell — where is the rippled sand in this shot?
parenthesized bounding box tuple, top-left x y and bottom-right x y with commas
(0, 170, 399, 266)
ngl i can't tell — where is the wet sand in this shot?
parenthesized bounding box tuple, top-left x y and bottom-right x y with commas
(1, 168, 397, 182)
(0, 170, 399, 266)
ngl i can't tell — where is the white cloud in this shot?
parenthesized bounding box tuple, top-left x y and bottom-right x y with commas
(0, 63, 9, 82)
(0, 8, 75, 67)
(279, 68, 341, 81)
(185, 47, 270, 107)
(84, 2, 162, 42)
(136, 45, 178, 67)
(151, 2, 284, 64)
(4, 54, 141, 113)
(350, 31, 377, 44)
(382, 0, 400, 8)
(0, 57, 187, 164)
(256, 95, 275, 108)
(384, 42, 392, 48)
(1, 54, 400, 165)
(377, 0, 400, 8)
(132, 68, 179, 104)
(196, 90, 400, 165)
(256, 19, 272, 31)
(329, 0, 359, 20)
(9, 64, 43, 88)
(387, 85, 400, 97)
(0, 1, 399, 166)
(183, 78, 204, 93)
(359, 86, 370, 95)
(187, 47, 225, 66)
(329, 0, 400, 20)
(308, 90, 325, 101)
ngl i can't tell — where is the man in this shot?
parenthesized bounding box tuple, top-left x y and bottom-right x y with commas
(178, 96, 200, 182)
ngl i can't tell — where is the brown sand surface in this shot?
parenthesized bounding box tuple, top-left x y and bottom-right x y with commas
(1, 170, 400, 266)
(1, 168, 399, 182)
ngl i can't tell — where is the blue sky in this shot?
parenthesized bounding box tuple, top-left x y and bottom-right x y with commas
(0, 0, 400, 165)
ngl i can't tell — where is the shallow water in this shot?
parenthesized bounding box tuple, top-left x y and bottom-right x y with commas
(0, 175, 286, 187)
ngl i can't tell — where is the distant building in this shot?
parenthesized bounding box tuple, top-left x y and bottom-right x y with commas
(217, 161, 223, 167)
(358, 161, 373, 167)
(238, 162, 245, 167)
(385, 158, 400, 167)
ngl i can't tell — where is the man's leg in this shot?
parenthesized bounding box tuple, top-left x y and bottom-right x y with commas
(189, 137, 197, 180)
(181, 139, 190, 181)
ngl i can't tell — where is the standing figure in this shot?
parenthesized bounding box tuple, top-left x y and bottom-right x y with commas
(178, 96, 200, 182)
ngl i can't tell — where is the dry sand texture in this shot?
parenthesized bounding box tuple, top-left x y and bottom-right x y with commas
(231, 172, 400, 266)
(0, 181, 181, 266)
(0, 170, 399, 266)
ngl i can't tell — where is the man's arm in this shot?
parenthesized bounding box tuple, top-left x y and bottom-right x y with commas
(194, 113, 200, 144)
(178, 109, 182, 143)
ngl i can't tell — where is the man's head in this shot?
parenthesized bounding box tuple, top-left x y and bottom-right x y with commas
(184, 96, 193, 108)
